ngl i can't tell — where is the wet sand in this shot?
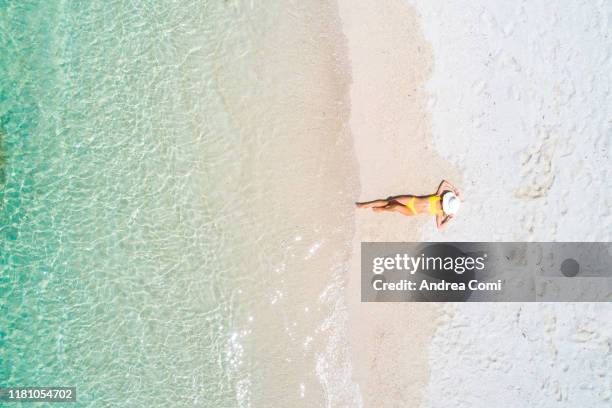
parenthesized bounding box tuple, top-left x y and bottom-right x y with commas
(338, 0, 462, 406)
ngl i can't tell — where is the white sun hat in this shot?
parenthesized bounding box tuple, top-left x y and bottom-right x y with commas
(442, 191, 460, 215)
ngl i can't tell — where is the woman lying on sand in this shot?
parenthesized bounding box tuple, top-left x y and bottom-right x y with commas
(356, 180, 462, 230)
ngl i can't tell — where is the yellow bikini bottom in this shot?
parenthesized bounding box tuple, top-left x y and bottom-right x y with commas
(406, 197, 417, 214)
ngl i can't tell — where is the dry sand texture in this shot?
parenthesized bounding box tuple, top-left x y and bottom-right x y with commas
(340, 0, 612, 406)
(414, 0, 612, 242)
(412, 1, 612, 406)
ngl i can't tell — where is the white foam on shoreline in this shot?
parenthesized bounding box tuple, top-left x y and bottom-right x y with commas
(413, 1, 612, 406)
(315, 273, 364, 408)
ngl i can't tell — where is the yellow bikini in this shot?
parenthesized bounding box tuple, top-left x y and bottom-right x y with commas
(429, 195, 442, 215)
(406, 196, 416, 214)
(405, 195, 443, 215)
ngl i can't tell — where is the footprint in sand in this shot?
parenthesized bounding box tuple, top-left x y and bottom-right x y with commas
(514, 132, 574, 199)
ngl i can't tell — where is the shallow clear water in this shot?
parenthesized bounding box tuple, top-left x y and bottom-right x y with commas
(1, 1, 252, 406)
(1, 1, 358, 406)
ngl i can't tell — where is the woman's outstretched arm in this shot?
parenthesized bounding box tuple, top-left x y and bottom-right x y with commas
(436, 214, 454, 230)
(436, 180, 461, 198)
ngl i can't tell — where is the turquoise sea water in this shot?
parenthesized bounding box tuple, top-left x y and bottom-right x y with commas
(0, 1, 256, 406)
(1, 1, 357, 407)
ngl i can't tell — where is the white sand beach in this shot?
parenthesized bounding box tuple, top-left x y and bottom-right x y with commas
(413, 1, 612, 406)
(338, 0, 612, 406)
(337, 0, 461, 406)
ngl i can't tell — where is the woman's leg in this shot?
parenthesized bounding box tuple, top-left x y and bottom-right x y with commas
(373, 203, 412, 216)
(356, 199, 389, 209)
(388, 195, 414, 205)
